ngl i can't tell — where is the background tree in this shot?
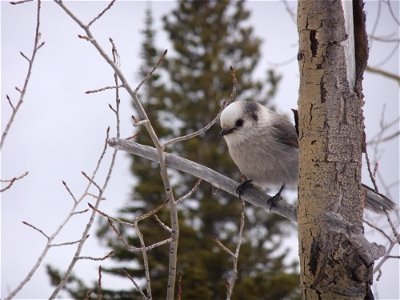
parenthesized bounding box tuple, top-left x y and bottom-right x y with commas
(48, 1, 300, 299)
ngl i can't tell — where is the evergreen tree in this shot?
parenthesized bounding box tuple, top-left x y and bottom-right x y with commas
(48, 1, 300, 299)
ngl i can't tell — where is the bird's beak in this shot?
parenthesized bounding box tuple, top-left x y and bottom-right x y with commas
(219, 127, 234, 137)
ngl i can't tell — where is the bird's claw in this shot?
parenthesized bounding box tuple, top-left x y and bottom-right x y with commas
(236, 179, 253, 199)
(267, 184, 286, 211)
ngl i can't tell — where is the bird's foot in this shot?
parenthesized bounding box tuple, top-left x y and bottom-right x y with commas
(236, 179, 253, 199)
(267, 184, 286, 211)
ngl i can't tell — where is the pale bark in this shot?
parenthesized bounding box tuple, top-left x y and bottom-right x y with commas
(297, 0, 372, 299)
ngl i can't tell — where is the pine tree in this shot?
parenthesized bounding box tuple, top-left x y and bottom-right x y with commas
(48, 1, 300, 299)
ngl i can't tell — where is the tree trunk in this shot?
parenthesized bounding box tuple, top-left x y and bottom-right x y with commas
(297, 0, 372, 299)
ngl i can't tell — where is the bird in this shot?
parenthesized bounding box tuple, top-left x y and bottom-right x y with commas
(219, 100, 396, 214)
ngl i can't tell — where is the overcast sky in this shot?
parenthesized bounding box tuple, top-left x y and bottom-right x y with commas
(1, 1, 399, 299)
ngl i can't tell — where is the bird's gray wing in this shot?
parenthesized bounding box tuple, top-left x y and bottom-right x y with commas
(271, 117, 299, 148)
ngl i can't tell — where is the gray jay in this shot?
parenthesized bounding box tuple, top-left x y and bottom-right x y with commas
(220, 100, 396, 214)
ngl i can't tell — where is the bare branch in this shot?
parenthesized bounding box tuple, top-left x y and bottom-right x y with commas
(383, 0, 400, 25)
(384, 211, 400, 243)
(367, 131, 400, 144)
(88, 201, 166, 226)
(0, 171, 29, 192)
(135, 49, 168, 93)
(6, 95, 15, 111)
(153, 214, 172, 233)
(282, 0, 296, 24)
(225, 199, 246, 300)
(78, 251, 114, 261)
(81, 171, 102, 193)
(214, 239, 235, 257)
(131, 115, 149, 127)
(109, 138, 297, 222)
(51, 238, 86, 247)
(369, 35, 400, 43)
(107, 218, 171, 252)
(62, 180, 77, 203)
(123, 269, 148, 300)
(97, 266, 103, 300)
(1, 0, 43, 150)
(5, 127, 114, 300)
(83, 289, 93, 300)
(19, 51, 30, 62)
(176, 179, 202, 203)
(22, 221, 49, 240)
(85, 85, 124, 94)
(87, 0, 116, 27)
(135, 221, 152, 299)
(364, 219, 394, 242)
(373, 240, 397, 276)
(10, 0, 33, 4)
(366, 65, 400, 84)
(364, 148, 379, 192)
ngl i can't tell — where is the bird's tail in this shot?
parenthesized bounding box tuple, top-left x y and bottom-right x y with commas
(362, 184, 397, 214)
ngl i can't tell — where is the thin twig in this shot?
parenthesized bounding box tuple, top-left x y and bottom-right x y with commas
(1, 0, 44, 150)
(366, 65, 400, 84)
(214, 239, 235, 257)
(83, 289, 93, 300)
(88, 201, 166, 226)
(363, 219, 393, 242)
(226, 200, 245, 300)
(81, 171, 102, 193)
(97, 266, 103, 300)
(373, 240, 397, 276)
(123, 269, 148, 299)
(51, 238, 86, 247)
(364, 148, 379, 192)
(0, 171, 29, 192)
(85, 84, 124, 94)
(163, 66, 237, 148)
(62, 180, 77, 203)
(383, 0, 400, 25)
(78, 251, 114, 261)
(176, 179, 202, 203)
(134, 49, 168, 93)
(5, 128, 112, 300)
(135, 221, 152, 300)
(10, 0, 33, 4)
(107, 218, 171, 252)
(87, 0, 116, 27)
(22, 221, 49, 240)
(282, 0, 296, 24)
(6, 95, 15, 111)
(153, 215, 172, 233)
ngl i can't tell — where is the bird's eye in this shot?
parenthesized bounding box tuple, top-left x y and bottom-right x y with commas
(235, 118, 244, 127)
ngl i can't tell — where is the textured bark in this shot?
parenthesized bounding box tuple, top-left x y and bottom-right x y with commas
(297, 0, 372, 299)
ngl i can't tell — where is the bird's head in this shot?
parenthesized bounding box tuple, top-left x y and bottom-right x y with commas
(219, 101, 263, 142)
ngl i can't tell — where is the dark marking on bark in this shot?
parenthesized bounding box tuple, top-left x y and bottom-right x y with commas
(309, 238, 320, 275)
(310, 30, 318, 57)
(353, 0, 369, 87)
(309, 104, 313, 124)
(320, 77, 326, 103)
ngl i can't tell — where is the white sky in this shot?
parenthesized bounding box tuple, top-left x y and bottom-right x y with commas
(1, 1, 399, 299)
